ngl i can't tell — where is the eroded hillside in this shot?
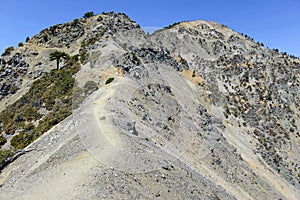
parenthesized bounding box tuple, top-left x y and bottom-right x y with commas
(0, 12, 299, 199)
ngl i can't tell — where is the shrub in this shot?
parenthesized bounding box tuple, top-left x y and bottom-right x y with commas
(1, 46, 14, 56)
(122, 43, 127, 50)
(24, 123, 35, 131)
(83, 11, 94, 18)
(11, 133, 28, 149)
(3, 120, 25, 135)
(0, 135, 6, 146)
(0, 150, 12, 163)
(105, 77, 114, 85)
(21, 105, 41, 121)
(79, 47, 88, 64)
(18, 42, 24, 47)
(131, 51, 141, 65)
(10, 130, 37, 150)
(84, 81, 98, 95)
(35, 109, 71, 136)
(26, 37, 30, 42)
(73, 19, 79, 24)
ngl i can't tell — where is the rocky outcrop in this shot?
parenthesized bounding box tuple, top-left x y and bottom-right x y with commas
(31, 20, 85, 48)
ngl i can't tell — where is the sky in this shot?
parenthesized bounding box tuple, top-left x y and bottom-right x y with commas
(0, 0, 299, 57)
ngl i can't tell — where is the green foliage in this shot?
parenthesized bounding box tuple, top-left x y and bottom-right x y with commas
(164, 22, 181, 29)
(79, 47, 88, 64)
(49, 50, 70, 70)
(2, 118, 25, 135)
(122, 43, 127, 50)
(84, 81, 98, 95)
(18, 42, 24, 47)
(25, 37, 30, 42)
(10, 132, 34, 150)
(41, 69, 75, 110)
(10, 85, 18, 94)
(34, 109, 71, 136)
(73, 18, 79, 24)
(153, 22, 182, 34)
(0, 150, 12, 163)
(83, 11, 94, 18)
(1, 46, 14, 56)
(0, 135, 6, 146)
(21, 105, 41, 121)
(105, 77, 114, 85)
(131, 51, 141, 65)
(0, 55, 81, 150)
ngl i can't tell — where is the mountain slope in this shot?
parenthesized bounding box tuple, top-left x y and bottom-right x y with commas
(0, 12, 299, 199)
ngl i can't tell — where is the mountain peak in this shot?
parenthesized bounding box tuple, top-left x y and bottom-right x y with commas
(0, 12, 299, 200)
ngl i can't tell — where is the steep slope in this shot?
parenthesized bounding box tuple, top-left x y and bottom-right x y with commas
(0, 12, 299, 199)
(152, 20, 300, 188)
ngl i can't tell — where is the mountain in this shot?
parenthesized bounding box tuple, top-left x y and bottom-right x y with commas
(0, 12, 299, 199)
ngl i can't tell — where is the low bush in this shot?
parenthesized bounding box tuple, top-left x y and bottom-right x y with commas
(83, 11, 94, 18)
(0, 135, 6, 146)
(1, 46, 14, 56)
(0, 150, 12, 164)
(84, 81, 98, 95)
(105, 77, 114, 85)
(10, 132, 33, 149)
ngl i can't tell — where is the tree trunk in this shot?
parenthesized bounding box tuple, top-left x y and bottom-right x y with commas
(56, 59, 60, 70)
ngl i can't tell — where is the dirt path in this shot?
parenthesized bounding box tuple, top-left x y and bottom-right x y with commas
(0, 77, 126, 200)
(16, 151, 98, 200)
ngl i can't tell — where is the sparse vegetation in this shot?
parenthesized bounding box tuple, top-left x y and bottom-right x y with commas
(105, 77, 114, 85)
(79, 47, 88, 64)
(0, 12, 299, 195)
(73, 18, 79, 24)
(130, 51, 141, 65)
(0, 150, 12, 164)
(1, 46, 14, 56)
(18, 42, 24, 47)
(83, 11, 94, 18)
(84, 81, 98, 95)
(164, 22, 181, 30)
(0, 135, 6, 146)
(0, 55, 81, 151)
(49, 50, 70, 70)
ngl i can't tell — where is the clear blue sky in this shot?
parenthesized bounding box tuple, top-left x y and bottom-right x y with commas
(0, 0, 299, 57)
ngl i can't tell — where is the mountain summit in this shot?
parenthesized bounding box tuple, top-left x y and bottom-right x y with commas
(0, 12, 299, 199)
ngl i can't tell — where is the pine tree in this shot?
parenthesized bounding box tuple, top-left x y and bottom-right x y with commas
(49, 51, 69, 70)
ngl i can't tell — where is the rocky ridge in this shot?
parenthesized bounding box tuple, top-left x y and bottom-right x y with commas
(0, 12, 299, 199)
